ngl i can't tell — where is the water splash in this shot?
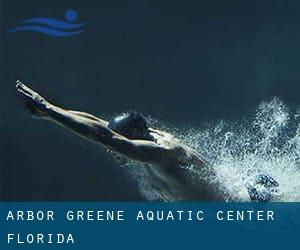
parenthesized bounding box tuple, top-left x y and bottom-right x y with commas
(123, 98, 300, 201)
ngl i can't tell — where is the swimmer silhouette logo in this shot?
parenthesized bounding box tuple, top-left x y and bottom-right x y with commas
(9, 9, 85, 37)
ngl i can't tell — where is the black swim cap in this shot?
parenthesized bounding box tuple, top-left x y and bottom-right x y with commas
(108, 111, 153, 140)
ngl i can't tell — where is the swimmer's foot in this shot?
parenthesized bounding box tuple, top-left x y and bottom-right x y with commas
(16, 80, 49, 118)
(246, 174, 279, 202)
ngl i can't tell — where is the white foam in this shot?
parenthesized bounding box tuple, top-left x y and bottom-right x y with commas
(124, 98, 300, 201)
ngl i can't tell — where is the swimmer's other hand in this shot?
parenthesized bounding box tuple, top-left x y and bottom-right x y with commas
(16, 80, 49, 118)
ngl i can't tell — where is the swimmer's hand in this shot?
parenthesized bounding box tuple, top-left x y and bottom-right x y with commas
(16, 80, 49, 118)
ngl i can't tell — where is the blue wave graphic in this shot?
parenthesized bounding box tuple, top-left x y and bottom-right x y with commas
(23, 18, 85, 29)
(10, 25, 84, 37)
(9, 9, 85, 37)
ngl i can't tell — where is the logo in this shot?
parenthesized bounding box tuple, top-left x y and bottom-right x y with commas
(9, 9, 85, 37)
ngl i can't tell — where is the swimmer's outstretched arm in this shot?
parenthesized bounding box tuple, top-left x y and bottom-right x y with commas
(16, 81, 176, 165)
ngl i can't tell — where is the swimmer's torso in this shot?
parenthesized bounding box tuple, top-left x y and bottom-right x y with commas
(143, 129, 225, 201)
(144, 161, 224, 201)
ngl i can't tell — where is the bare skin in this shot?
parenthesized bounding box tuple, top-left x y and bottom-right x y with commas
(16, 80, 224, 201)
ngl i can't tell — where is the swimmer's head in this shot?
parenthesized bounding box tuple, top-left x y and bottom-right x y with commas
(108, 111, 153, 141)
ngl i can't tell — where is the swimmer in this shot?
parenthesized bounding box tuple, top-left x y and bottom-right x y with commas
(16, 80, 277, 201)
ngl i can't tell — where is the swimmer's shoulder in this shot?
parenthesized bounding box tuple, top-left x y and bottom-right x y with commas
(167, 143, 206, 167)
